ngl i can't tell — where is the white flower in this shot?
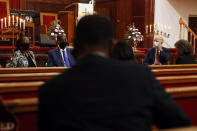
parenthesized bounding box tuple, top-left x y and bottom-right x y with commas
(128, 36, 131, 39)
(51, 33, 55, 36)
(54, 29, 58, 32)
(130, 28, 133, 31)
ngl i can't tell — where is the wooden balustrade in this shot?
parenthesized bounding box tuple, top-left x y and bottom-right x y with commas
(179, 18, 197, 54)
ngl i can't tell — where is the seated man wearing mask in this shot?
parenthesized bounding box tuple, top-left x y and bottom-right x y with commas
(144, 36, 170, 65)
(47, 33, 76, 67)
(9, 36, 37, 67)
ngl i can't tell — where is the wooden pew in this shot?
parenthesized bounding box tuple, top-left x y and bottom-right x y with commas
(0, 81, 44, 100)
(152, 68, 197, 76)
(149, 64, 197, 70)
(3, 98, 38, 131)
(159, 126, 197, 131)
(157, 75, 197, 88)
(3, 86, 197, 113)
(1, 73, 197, 99)
(0, 72, 60, 82)
(0, 67, 67, 74)
(1, 66, 197, 130)
(2, 86, 197, 131)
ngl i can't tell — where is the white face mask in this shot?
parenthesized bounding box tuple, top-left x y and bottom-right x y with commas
(154, 42, 159, 47)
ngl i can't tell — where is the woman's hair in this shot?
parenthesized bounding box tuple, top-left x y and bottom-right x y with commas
(16, 36, 30, 51)
(112, 40, 135, 61)
(16, 33, 24, 51)
(175, 40, 193, 55)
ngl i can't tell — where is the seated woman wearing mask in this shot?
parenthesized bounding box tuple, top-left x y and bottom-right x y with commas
(9, 36, 37, 67)
(47, 33, 76, 67)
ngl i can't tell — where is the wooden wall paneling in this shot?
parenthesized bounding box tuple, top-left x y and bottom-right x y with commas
(132, 0, 155, 48)
(59, 11, 75, 46)
(115, 0, 133, 40)
(95, 0, 116, 36)
(64, 3, 78, 25)
(132, 0, 145, 48)
(19, 0, 26, 9)
(144, 0, 155, 48)
(9, 0, 20, 9)
(26, 1, 66, 13)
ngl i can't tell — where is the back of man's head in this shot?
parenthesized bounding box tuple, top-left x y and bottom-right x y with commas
(73, 15, 114, 57)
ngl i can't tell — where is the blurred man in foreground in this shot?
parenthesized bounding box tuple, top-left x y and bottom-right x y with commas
(38, 15, 190, 131)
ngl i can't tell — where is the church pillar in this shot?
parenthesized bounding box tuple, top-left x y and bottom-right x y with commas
(133, 0, 155, 48)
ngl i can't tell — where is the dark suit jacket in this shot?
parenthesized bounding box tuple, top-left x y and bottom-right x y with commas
(39, 55, 190, 131)
(144, 47, 170, 65)
(176, 55, 197, 64)
(47, 47, 76, 67)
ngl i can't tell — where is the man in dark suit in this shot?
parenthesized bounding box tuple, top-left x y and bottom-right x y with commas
(47, 34, 76, 67)
(144, 36, 170, 65)
(38, 15, 190, 131)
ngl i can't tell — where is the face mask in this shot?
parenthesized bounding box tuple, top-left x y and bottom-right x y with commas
(59, 42, 68, 49)
(21, 43, 30, 50)
(154, 42, 159, 47)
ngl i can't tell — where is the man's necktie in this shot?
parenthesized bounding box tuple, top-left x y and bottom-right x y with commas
(62, 50, 71, 67)
(155, 50, 161, 65)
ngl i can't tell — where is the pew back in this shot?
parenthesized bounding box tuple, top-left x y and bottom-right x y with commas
(0, 67, 67, 74)
(150, 64, 197, 70)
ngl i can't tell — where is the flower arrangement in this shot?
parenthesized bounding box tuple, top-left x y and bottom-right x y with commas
(125, 23, 144, 43)
(125, 23, 144, 50)
(48, 20, 65, 40)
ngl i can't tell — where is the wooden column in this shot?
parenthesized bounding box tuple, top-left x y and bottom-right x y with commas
(133, 0, 155, 48)
(144, 0, 155, 48)
(59, 11, 75, 46)
(19, 0, 26, 10)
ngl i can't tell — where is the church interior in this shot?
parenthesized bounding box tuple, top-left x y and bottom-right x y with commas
(1, 0, 197, 131)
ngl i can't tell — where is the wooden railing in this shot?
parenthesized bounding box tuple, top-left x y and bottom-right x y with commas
(179, 18, 197, 54)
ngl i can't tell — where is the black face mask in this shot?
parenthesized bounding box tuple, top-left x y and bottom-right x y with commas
(59, 42, 68, 49)
(21, 43, 30, 50)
